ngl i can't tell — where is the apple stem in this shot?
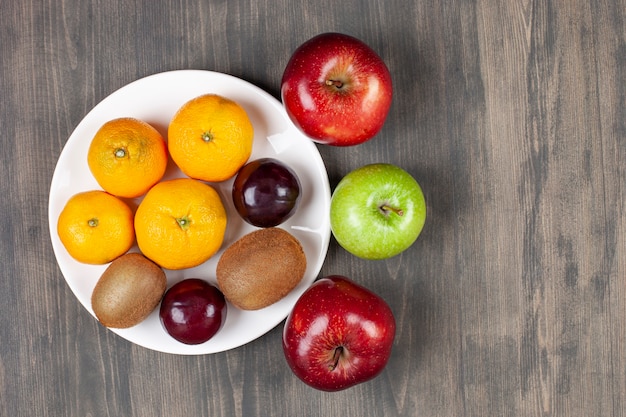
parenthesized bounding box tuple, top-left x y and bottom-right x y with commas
(329, 346, 343, 371)
(325, 79, 344, 89)
(380, 205, 404, 216)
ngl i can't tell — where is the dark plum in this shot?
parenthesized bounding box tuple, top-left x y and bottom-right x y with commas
(232, 158, 301, 227)
(159, 279, 227, 345)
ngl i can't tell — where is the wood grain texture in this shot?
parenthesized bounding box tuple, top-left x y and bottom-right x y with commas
(1, 0, 625, 416)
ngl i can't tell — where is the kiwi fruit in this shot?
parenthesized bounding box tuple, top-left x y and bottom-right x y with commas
(216, 227, 307, 310)
(91, 252, 167, 328)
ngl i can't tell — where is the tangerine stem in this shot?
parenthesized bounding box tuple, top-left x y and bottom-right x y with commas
(176, 216, 191, 231)
(114, 148, 126, 158)
(88, 218, 98, 227)
(201, 131, 213, 142)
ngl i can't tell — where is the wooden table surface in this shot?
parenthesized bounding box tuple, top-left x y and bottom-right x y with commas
(2, 1, 625, 416)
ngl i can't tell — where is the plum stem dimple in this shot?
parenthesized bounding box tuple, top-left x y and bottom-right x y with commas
(380, 204, 404, 216)
(329, 346, 343, 371)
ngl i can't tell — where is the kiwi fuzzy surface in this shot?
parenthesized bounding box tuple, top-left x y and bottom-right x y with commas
(91, 252, 167, 329)
(216, 228, 307, 310)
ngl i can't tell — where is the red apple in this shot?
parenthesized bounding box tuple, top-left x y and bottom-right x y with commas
(281, 32, 393, 146)
(282, 275, 396, 391)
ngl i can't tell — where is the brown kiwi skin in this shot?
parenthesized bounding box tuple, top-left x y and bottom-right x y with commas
(216, 228, 307, 310)
(91, 252, 167, 329)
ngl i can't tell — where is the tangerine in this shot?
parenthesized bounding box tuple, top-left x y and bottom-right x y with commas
(168, 94, 254, 182)
(57, 190, 135, 264)
(88, 117, 168, 198)
(134, 178, 228, 270)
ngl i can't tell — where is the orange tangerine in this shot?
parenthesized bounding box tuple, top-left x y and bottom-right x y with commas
(168, 94, 254, 182)
(134, 178, 228, 270)
(57, 190, 135, 264)
(88, 117, 168, 198)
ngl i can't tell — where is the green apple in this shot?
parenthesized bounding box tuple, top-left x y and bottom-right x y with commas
(330, 163, 426, 259)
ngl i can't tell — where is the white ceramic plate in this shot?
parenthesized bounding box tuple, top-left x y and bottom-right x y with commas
(48, 70, 331, 355)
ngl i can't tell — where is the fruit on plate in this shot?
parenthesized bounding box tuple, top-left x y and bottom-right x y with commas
(168, 94, 254, 182)
(87, 117, 168, 198)
(160, 279, 227, 345)
(282, 275, 396, 391)
(330, 163, 426, 259)
(232, 158, 302, 227)
(57, 190, 135, 264)
(281, 32, 393, 146)
(91, 253, 167, 329)
(216, 228, 307, 310)
(134, 178, 228, 270)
